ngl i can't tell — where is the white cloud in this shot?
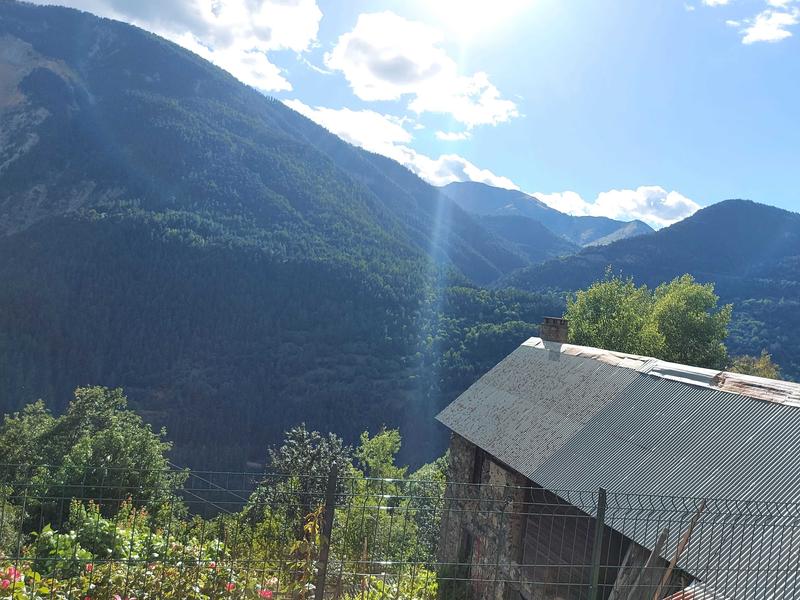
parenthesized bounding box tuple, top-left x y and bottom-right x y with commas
(703, 0, 731, 6)
(412, 154, 519, 189)
(740, 6, 799, 43)
(435, 131, 472, 141)
(324, 12, 518, 128)
(283, 99, 517, 189)
(31, 0, 323, 91)
(534, 186, 701, 229)
(284, 99, 412, 154)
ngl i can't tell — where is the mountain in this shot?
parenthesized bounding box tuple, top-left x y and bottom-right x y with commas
(441, 181, 654, 246)
(472, 215, 579, 264)
(0, 2, 565, 468)
(503, 200, 800, 378)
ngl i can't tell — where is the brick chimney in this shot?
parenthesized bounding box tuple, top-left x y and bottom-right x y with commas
(540, 317, 569, 343)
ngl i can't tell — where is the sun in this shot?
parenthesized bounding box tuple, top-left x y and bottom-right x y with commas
(421, 0, 535, 40)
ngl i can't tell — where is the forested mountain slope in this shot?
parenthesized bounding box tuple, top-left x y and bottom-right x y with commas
(504, 200, 800, 377)
(0, 2, 564, 467)
(441, 181, 654, 246)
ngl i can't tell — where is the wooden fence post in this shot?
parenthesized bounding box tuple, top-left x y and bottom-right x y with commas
(314, 462, 338, 600)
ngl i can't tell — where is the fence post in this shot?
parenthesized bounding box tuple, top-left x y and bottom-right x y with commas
(314, 461, 338, 600)
(589, 488, 608, 600)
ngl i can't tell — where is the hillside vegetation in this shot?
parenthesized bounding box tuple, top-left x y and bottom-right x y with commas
(0, 2, 564, 468)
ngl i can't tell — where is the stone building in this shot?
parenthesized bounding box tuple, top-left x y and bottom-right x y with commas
(436, 318, 800, 599)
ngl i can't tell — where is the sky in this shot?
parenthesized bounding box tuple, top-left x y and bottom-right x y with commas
(31, 0, 800, 228)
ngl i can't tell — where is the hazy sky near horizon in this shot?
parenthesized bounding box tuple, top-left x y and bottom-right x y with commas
(31, 0, 800, 228)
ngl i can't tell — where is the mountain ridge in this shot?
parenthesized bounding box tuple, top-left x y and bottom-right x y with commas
(441, 181, 654, 247)
(502, 198, 800, 377)
(0, 1, 566, 468)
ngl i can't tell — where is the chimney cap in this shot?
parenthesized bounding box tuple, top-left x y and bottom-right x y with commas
(540, 316, 569, 343)
(543, 316, 568, 324)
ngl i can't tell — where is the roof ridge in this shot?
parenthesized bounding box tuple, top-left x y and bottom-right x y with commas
(522, 337, 800, 407)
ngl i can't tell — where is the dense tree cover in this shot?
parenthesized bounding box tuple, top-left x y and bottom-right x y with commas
(565, 273, 732, 368)
(0, 2, 565, 469)
(508, 200, 800, 379)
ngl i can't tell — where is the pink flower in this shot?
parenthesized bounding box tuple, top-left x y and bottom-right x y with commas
(225, 582, 236, 592)
(84, 596, 91, 600)
(85, 563, 94, 573)
(0, 579, 10, 590)
(113, 595, 123, 600)
(208, 561, 217, 570)
(259, 590, 273, 599)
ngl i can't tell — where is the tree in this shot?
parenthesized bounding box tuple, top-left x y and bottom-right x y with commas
(565, 270, 663, 356)
(650, 275, 732, 369)
(252, 425, 351, 537)
(565, 272, 732, 369)
(729, 350, 781, 379)
(0, 386, 182, 525)
(354, 428, 407, 481)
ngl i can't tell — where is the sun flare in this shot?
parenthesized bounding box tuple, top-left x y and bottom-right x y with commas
(421, 0, 535, 39)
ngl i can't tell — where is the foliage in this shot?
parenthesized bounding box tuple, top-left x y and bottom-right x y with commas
(342, 566, 438, 600)
(729, 350, 781, 379)
(565, 269, 662, 356)
(565, 271, 732, 368)
(0, 425, 446, 600)
(0, 387, 184, 526)
(505, 199, 800, 380)
(354, 429, 407, 481)
(0, 1, 568, 472)
(650, 274, 732, 368)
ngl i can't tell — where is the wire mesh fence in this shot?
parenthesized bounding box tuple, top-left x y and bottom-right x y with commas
(0, 463, 799, 599)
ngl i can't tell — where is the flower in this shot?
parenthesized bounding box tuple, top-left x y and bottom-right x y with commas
(113, 595, 123, 600)
(208, 561, 217, 570)
(0, 580, 10, 590)
(225, 582, 236, 592)
(84, 596, 91, 600)
(3, 567, 22, 583)
(259, 590, 273, 599)
(85, 563, 94, 573)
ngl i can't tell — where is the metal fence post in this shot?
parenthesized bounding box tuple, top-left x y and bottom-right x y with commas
(589, 488, 608, 600)
(315, 462, 338, 600)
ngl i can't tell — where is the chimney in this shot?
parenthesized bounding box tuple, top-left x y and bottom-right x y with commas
(540, 317, 569, 343)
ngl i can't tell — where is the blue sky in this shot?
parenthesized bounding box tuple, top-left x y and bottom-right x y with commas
(34, 0, 800, 227)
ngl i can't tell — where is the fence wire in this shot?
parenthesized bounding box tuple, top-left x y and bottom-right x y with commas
(0, 464, 798, 599)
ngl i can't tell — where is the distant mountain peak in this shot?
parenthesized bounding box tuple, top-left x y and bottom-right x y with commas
(441, 181, 654, 247)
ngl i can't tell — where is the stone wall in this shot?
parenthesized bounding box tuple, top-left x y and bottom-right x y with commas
(438, 433, 535, 600)
(437, 433, 691, 600)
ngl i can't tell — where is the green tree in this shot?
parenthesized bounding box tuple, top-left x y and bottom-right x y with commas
(252, 425, 351, 537)
(354, 428, 407, 480)
(650, 275, 732, 369)
(565, 270, 663, 356)
(565, 272, 732, 369)
(729, 350, 781, 379)
(0, 386, 183, 525)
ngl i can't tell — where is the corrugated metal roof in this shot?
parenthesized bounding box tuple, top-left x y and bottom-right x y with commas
(436, 338, 800, 598)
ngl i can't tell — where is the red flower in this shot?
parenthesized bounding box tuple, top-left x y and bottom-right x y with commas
(85, 563, 94, 573)
(225, 582, 236, 592)
(208, 561, 217, 570)
(259, 590, 273, 599)
(1, 579, 10, 590)
(4, 567, 22, 582)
